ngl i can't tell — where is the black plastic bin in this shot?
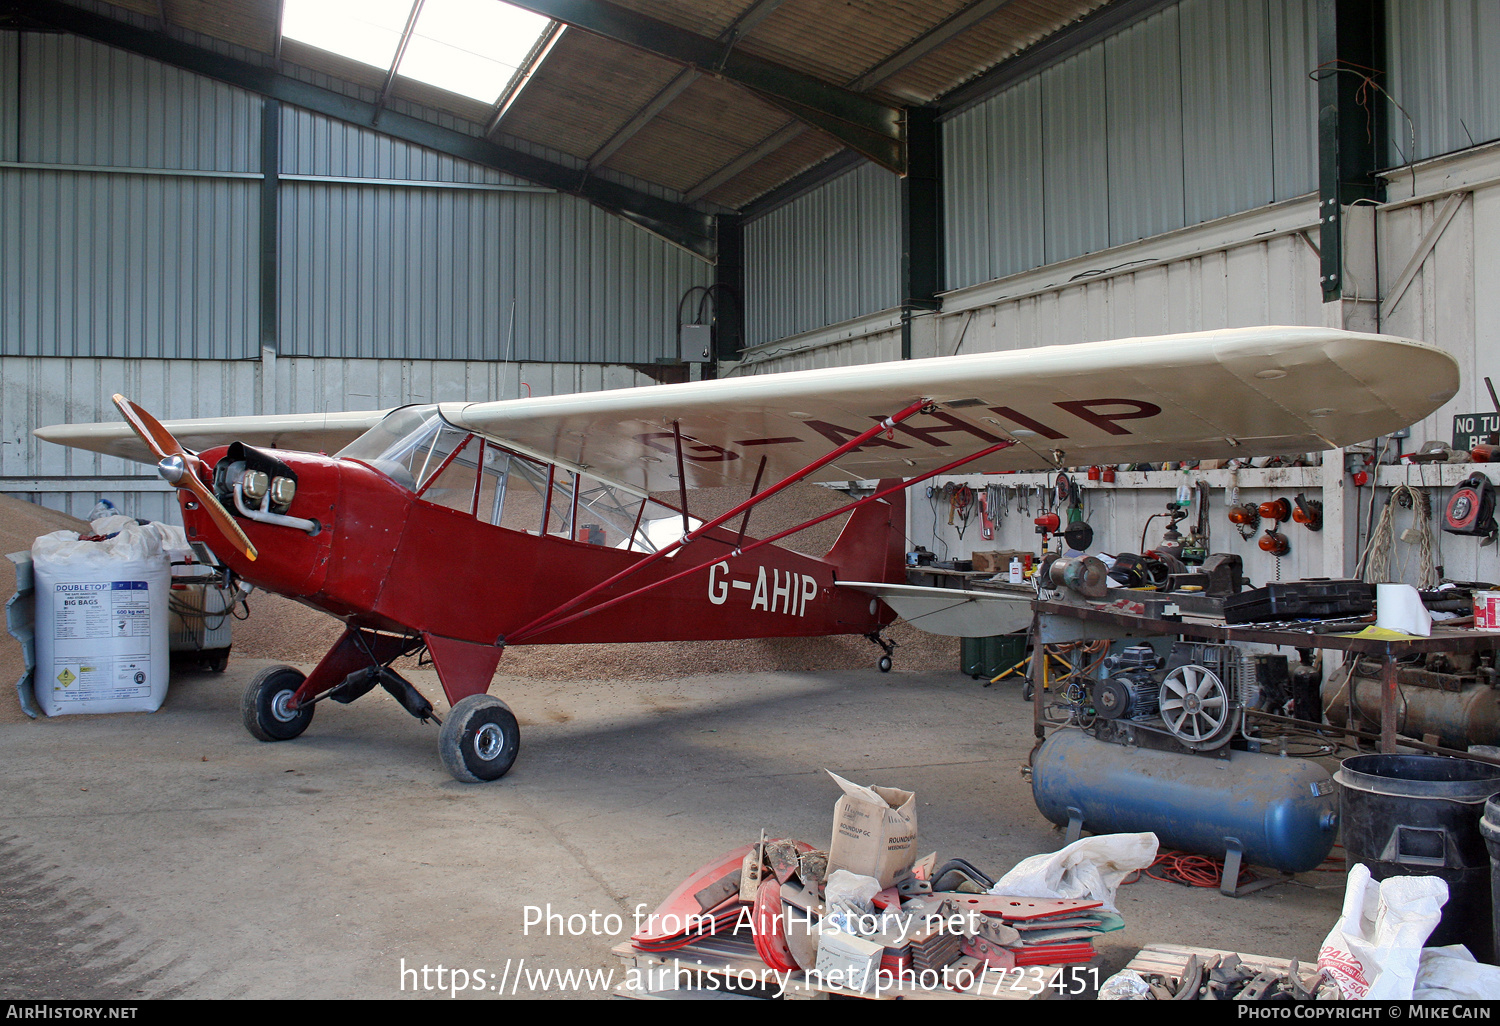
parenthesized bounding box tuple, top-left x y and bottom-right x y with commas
(1337, 754, 1500, 962)
(1481, 794, 1500, 966)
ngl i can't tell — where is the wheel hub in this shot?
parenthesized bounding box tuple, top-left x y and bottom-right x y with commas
(473, 722, 504, 761)
(270, 690, 299, 723)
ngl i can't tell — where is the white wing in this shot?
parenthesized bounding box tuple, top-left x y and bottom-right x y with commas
(439, 327, 1458, 491)
(35, 327, 1457, 490)
(34, 410, 389, 465)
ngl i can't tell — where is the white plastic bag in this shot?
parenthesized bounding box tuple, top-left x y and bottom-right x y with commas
(1413, 945, 1500, 999)
(822, 869, 882, 934)
(1097, 968, 1153, 1000)
(1316, 863, 1448, 999)
(988, 832, 1158, 912)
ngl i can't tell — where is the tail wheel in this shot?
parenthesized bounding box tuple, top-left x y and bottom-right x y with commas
(439, 695, 520, 783)
(242, 664, 312, 742)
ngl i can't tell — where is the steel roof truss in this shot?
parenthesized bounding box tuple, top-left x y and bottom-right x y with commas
(503, 0, 905, 173)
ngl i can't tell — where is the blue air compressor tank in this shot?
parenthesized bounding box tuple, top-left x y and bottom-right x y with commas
(1031, 730, 1339, 872)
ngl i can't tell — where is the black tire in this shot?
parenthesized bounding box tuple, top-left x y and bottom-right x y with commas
(1022, 680, 1035, 703)
(206, 649, 229, 673)
(878, 656, 893, 673)
(242, 664, 313, 742)
(439, 695, 520, 783)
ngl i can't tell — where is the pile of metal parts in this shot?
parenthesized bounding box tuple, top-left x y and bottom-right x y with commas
(630, 839, 1122, 985)
(1135, 953, 1341, 1001)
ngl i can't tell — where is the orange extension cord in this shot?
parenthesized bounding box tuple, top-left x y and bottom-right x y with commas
(1124, 847, 1347, 890)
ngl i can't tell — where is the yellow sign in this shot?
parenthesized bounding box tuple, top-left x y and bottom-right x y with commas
(56, 668, 76, 687)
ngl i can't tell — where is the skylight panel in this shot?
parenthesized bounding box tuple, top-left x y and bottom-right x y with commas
(281, 0, 415, 71)
(398, 0, 555, 103)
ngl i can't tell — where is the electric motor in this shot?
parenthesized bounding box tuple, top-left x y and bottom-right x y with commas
(1102, 643, 1161, 675)
(1094, 670, 1161, 721)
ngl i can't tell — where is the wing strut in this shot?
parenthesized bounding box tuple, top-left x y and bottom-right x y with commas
(501, 398, 932, 645)
(506, 436, 1017, 644)
(735, 456, 768, 550)
(673, 420, 691, 535)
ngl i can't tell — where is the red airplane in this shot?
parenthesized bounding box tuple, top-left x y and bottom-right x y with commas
(35, 327, 1458, 782)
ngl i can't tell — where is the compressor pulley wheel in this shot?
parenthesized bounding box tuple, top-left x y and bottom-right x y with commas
(1158, 664, 1232, 744)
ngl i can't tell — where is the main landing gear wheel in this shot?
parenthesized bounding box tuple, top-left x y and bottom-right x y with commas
(878, 655, 892, 673)
(439, 695, 520, 783)
(242, 664, 313, 742)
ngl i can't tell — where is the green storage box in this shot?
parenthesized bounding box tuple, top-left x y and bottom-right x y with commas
(961, 633, 1029, 680)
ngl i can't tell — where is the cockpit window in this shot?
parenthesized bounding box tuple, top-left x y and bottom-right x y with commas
(338, 405, 473, 498)
(339, 406, 699, 550)
(337, 405, 441, 466)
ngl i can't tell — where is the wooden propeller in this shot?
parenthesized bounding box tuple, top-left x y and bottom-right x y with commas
(111, 394, 258, 562)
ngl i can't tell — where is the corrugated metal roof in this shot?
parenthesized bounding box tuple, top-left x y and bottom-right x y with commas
(605, 77, 790, 194)
(735, 0, 977, 92)
(878, 0, 1108, 102)
(494, 30, 683, 160)
(79, 0, 1109, 212)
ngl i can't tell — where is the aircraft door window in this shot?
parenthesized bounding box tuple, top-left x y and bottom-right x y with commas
(413, 431, 511, 516)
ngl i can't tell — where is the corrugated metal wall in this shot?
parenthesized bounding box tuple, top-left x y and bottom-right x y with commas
(938, 204, 1325, 354)
(1041, 48, 1110, 265)
(1, 32, 262, 359)
(277, 110, 709, 363)
(0, 31, 711, 365)
(944, 0, 1319, 291)
(735, 314, 906, 375)
(1105, 7, 1185, 246)
(1375, 147, 1497, 457)
(1386, 0, 1500, 166)
(1371, 144, 1500, 581)
(744, 161, 899, 347)
(19, 32, 260, 171)
(942, 78, 1044, 290)
(0, 28, 713, 523)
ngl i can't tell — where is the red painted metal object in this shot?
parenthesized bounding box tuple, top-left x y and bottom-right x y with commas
(751, 878, 797, 972)
(123, 398, 1002, 782)
(631, 844, 754, 946)
(176, 447, 904, 708)
(945, 895, 1103, 920)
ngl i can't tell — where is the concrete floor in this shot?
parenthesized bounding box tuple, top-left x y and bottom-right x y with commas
(0, 659, 1347, 1000)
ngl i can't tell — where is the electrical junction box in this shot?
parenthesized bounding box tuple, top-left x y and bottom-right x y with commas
(679, 323, 712, 363)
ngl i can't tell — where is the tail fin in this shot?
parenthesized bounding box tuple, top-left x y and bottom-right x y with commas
(825, 479, 906, 584)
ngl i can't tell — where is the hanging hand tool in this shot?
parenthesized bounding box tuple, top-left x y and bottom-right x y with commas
(952, 484, 975, 539)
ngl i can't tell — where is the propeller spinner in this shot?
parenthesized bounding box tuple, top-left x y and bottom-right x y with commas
(111, 394, 258, 562)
